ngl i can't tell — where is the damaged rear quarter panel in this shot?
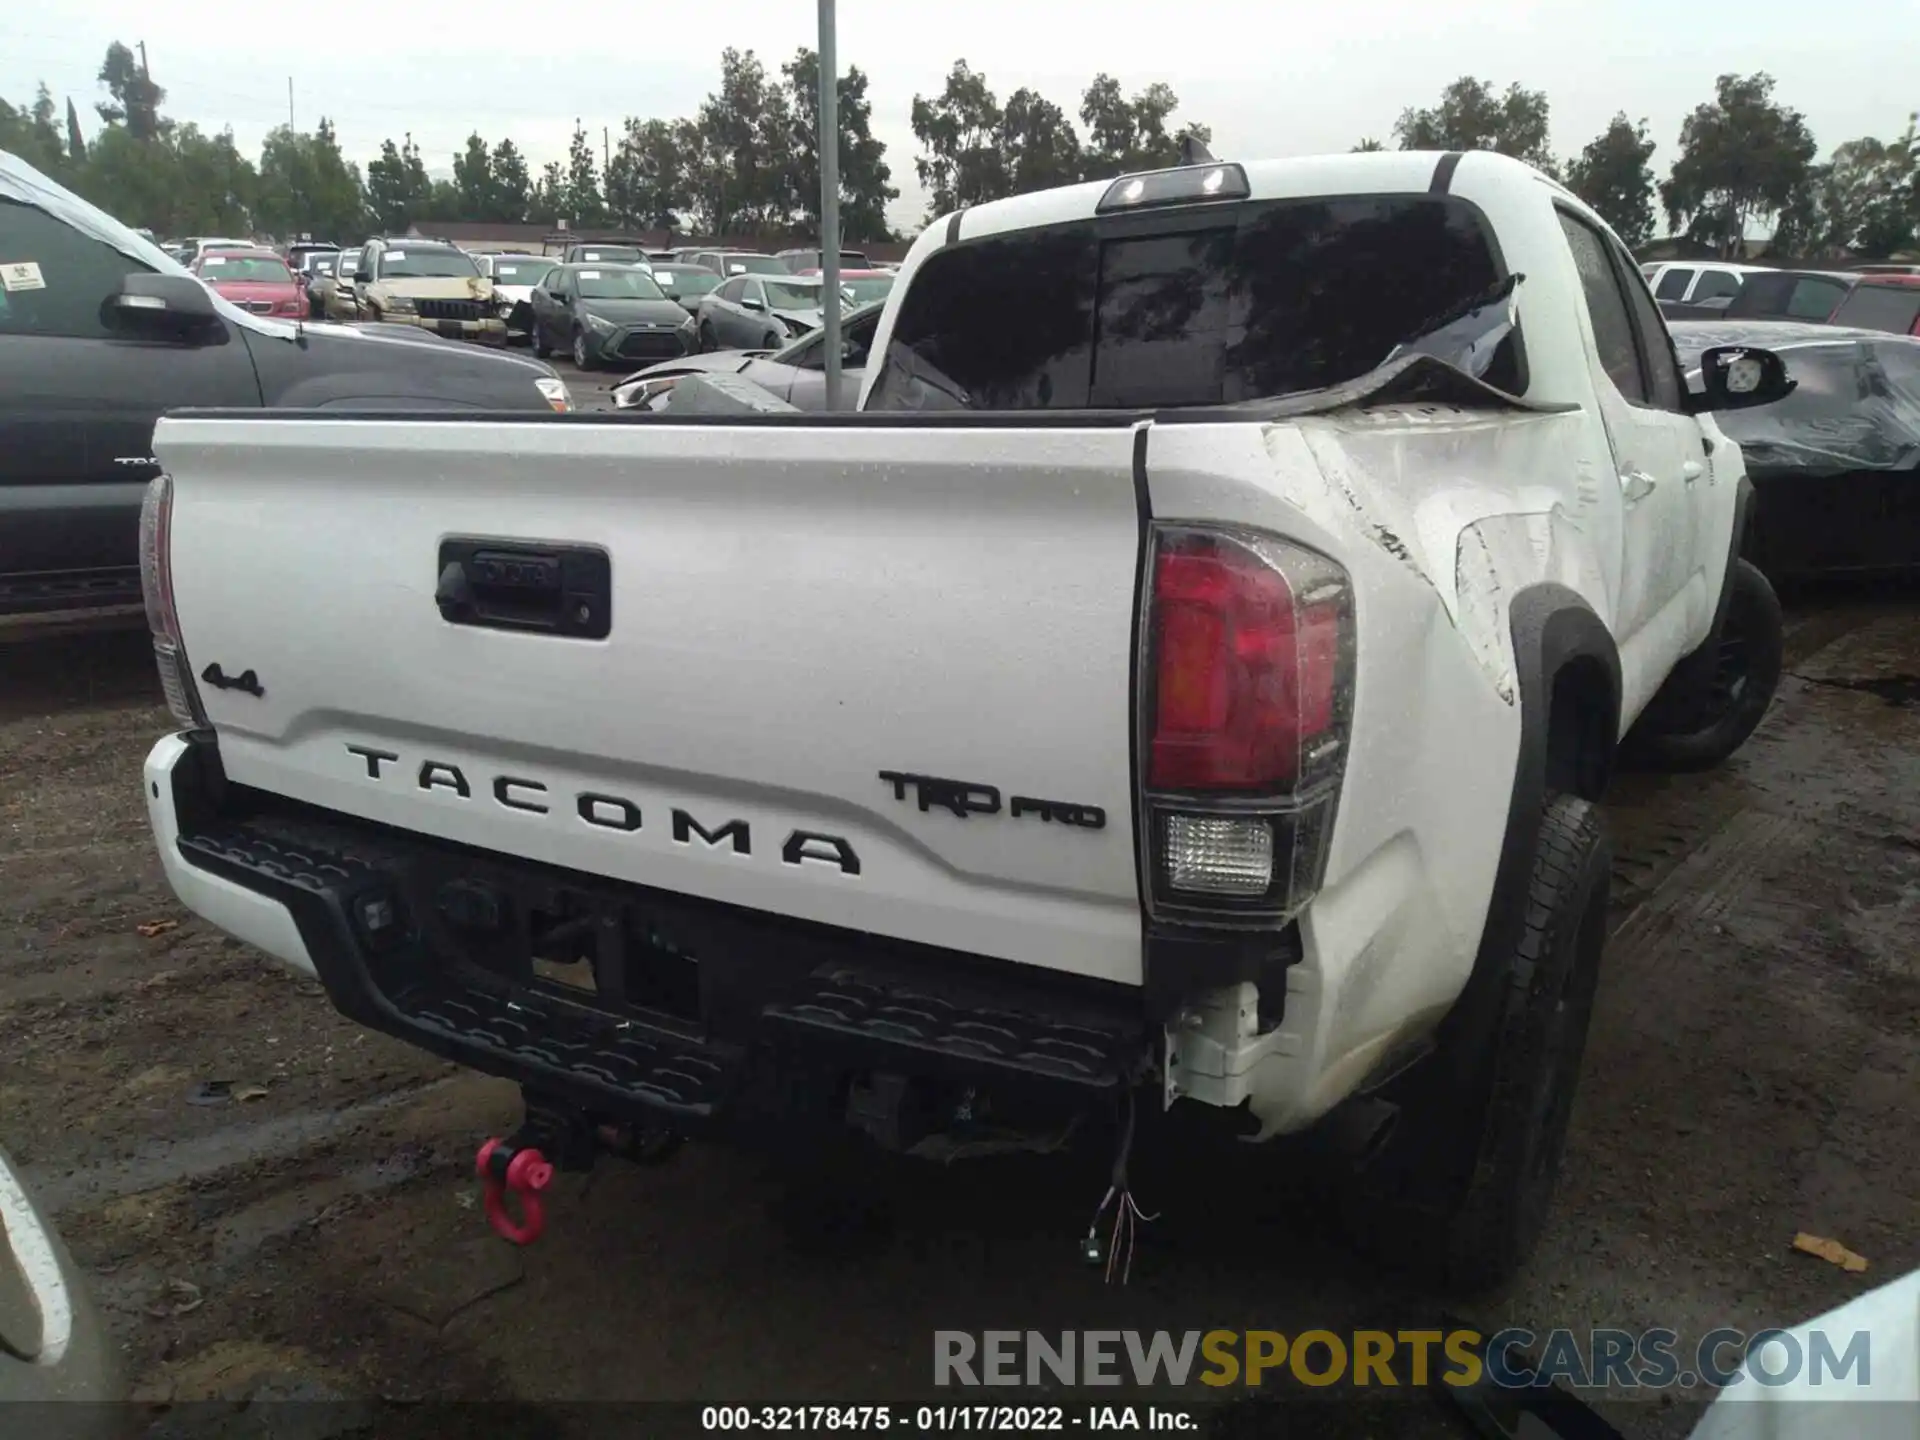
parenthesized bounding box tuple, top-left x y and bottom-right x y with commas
(1291, 404, 1610, 703)
(1146, 404, 1609, 1131)
(1144, 419, 1523, 1125)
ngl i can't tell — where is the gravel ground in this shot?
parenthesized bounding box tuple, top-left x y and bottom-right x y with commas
(1, 591, 1914, 1440)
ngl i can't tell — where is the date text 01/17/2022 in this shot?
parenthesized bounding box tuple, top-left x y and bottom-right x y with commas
(699, 1406, 1198, 1431)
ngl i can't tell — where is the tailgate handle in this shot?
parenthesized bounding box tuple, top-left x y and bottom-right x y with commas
(435, 540, 612, 639)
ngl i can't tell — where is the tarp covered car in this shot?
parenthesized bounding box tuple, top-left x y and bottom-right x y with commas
(1670, 320, 1920, 581)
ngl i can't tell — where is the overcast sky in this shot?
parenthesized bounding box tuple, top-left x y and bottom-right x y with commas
(4, 1, 1907, 233)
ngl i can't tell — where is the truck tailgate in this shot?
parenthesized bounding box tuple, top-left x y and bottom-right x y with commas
(154, 416, 1148, 984)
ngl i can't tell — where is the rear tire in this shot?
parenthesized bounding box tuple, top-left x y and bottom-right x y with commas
(1329, 793, 1609, 1292)
(1626, 559, 1783, 771)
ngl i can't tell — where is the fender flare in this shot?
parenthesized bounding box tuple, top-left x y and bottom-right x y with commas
(1409, 583, 1621, 1191)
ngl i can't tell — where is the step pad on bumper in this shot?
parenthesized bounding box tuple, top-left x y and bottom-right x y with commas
(764, 967, 1135, 1093)
(175, 822, 733, 1120)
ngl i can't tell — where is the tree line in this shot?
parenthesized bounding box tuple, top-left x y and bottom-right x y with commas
(0, 44, 902, 243)
(1362, 72, 1916, 259)
(4, 44, 1918, 261)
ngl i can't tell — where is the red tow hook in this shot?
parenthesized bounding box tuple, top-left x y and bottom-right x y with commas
(475, 1137, 554, 1246)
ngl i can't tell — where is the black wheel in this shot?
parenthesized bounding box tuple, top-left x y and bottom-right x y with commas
(1327, 794, 1609, 1292)
(698, 321, 717, 353)
(529, 317, 549, 358)
(572, 328, 594, 371)
(1626, 559, 1783, 771)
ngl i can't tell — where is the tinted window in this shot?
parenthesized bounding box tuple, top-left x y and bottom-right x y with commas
(870, 195, 1504, 412)
(1785, 277, 1848, 320)
(1654, 268, 1693, 301)
(0, 197, 156, 338)
(1831, 285, 1920, 335)
(1619, 263, 1683, 411)
(1558, 212, 1645, 402)
(717, 277, 748, 303)
(1693, 269, 1742, 302)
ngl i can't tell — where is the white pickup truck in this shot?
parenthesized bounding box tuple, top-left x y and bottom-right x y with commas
(140, 150, 1789, 1286)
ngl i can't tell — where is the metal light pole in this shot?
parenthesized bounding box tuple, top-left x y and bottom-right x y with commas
(817, 0, 842, 410)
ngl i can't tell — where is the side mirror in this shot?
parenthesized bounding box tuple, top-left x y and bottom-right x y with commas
(1690, 345, 1796, 413)
(354, 269, 372, 283)
(103, 273, 222, 342)
(742, 297, 765, 312)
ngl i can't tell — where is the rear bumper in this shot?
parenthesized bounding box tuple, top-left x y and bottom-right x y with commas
(146, 732, 1149, 1134)
(0, 482, 145, 618)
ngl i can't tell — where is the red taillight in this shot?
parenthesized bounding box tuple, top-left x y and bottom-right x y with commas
(140, 474, 207, 728)
(1141, 525, 1353, 920)
(1148, 532, 1347, 792)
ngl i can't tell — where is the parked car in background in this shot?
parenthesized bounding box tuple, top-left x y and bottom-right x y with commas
(475, 253, 556, 342)
(559, 242, 649, 267)
(1825, 278, 1920, 336)
(0, 149, 570, 619)
(693, 273, 832, 350)
(646, 249, 680, 263)
(0, 1142, 124, 1414)
(311, 246, 364, 321)
(354, 237, 506, 344)
(1643, 260, 1766, 316)
(647, 263, 723, 310)
(690, 249, 787, 277)
(192, 248, 307, 319)
(775, 246, 871, 272)
(612, 298, 885, 411)
(1852, 263, 1920, 276)
(527, 262, 696, 369)
(1671, 320, 1920, 582)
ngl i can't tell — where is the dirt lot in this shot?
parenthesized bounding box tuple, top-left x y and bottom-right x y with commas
(2, 593, 1915, 1439)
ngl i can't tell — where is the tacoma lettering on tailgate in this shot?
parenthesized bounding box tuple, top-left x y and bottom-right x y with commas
(343, 744, 860, 875)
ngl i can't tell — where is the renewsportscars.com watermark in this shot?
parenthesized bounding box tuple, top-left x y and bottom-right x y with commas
(934, 1328, 1873, 1391)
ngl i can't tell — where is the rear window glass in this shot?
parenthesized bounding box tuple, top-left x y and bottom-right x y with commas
(869, 195, 1507, 411)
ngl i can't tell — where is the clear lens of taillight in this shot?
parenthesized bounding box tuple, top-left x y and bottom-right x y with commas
(1140, 525, 1354, 922)
(139, 473, 208, 729)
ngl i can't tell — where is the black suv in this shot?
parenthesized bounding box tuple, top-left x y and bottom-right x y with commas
(0, 154, 573, 621)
